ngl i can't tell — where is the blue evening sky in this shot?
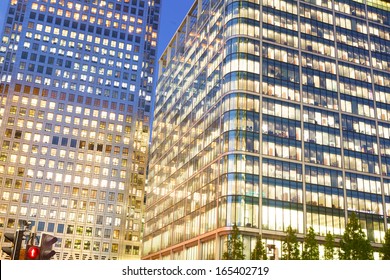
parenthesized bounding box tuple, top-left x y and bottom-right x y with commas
(0, 0, 194, 58)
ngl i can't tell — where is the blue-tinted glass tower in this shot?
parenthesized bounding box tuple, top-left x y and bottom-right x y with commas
(144, 0, 390, 259)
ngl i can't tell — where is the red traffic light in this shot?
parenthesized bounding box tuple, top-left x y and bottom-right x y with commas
(26, 246, 40, 260)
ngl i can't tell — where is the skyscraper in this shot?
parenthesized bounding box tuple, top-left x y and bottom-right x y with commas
(143, 0, 390, 260)
(0, 0, 160, 260)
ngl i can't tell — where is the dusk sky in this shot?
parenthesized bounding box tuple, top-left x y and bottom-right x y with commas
(0, 0, 194, 58)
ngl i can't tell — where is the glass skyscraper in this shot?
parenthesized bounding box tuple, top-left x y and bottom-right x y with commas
(0, 0, 160, 260)
(143, 0, 390, 259)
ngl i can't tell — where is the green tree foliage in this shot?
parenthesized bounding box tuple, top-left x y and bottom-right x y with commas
(282, 226, 301, 260)
(222, 224, 245, 260)
(302, 227, 319, 260)
(381, 229, 390, 260)
(339, 212, 373, 260)
(250, 235, 267, 260)
(324, 232, 336, 260)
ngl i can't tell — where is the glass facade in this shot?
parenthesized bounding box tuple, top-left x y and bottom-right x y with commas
(0, 0, 160, 260)
(144, 0, 390, 259)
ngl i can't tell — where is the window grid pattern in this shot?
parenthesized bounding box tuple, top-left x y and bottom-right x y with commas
(0, 0, 160, 260)
(143, 0, 390, 260)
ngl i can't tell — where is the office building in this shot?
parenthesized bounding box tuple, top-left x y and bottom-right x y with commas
(0, 0, 160, 260)
(143, 0, 390, 259)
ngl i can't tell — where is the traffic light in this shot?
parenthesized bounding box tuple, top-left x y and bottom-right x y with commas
(26, 245, 40, 260)
(39, 233, 57, 260)
(25, 225, 39, 260)
(1, 230, 24, 260)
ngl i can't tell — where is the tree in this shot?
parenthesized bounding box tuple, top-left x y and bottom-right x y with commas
(282, 226, 300, 260)
(222, 224, 245, 260)
(251, 235, 267, 260)
(302, 227, 319, 260)
(381, 229, 390, 260)
(324, 231, 336, 260)
(339, 212, 373, 260)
